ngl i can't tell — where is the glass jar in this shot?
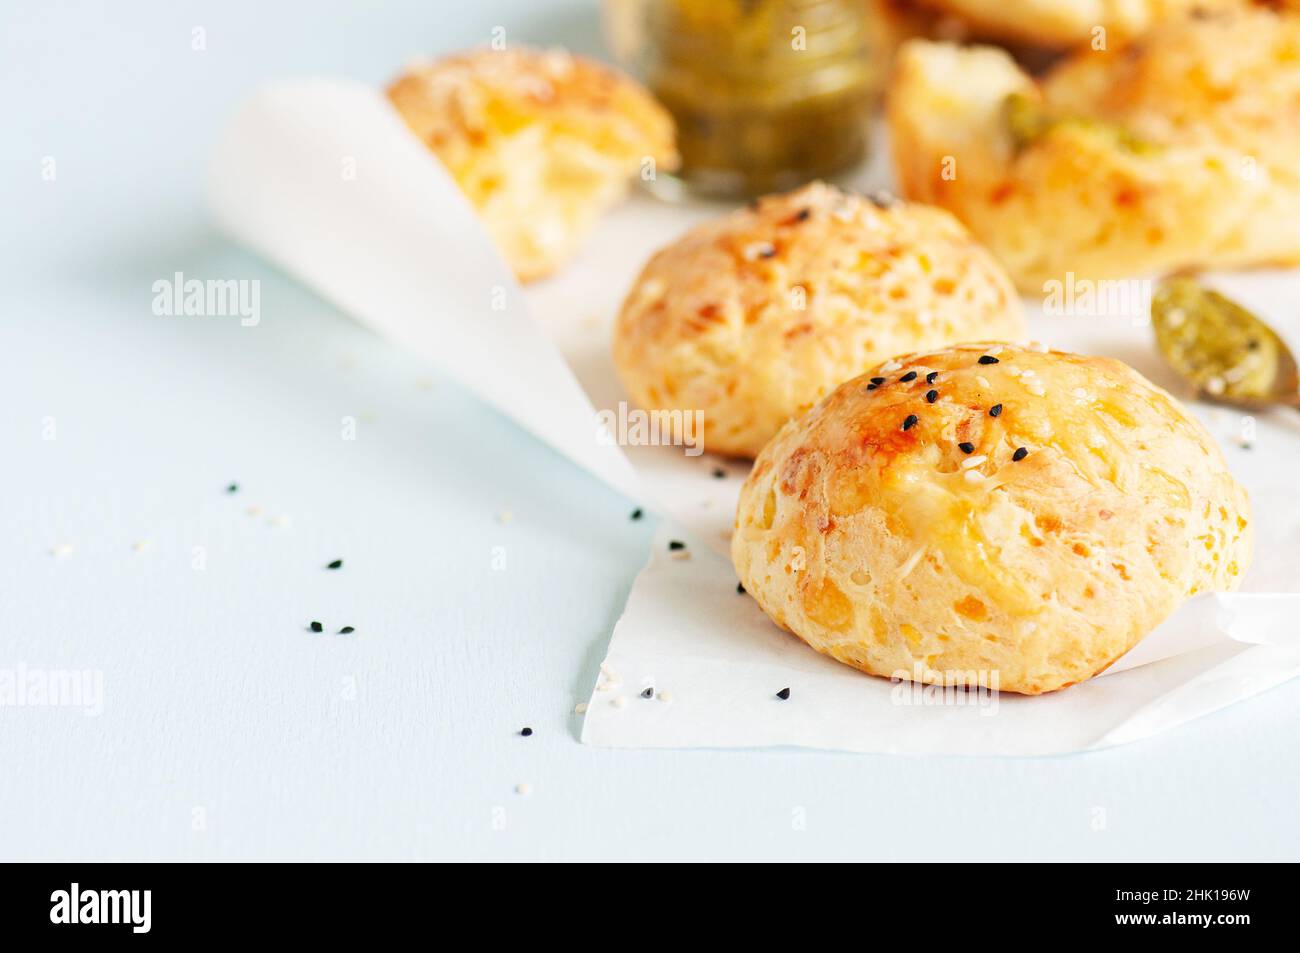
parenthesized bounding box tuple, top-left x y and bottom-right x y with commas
(605, 0, 878, 199)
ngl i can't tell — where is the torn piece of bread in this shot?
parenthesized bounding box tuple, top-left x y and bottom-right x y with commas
(388, 46, 678, 282)
(887, 8, 1300, 291)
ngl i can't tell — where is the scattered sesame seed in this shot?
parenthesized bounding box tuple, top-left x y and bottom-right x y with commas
(668, 540, 685, 551)
(600, 663, 617, 678)
(574, 702, 588, 714)
(978, 355, 1000, 365)
(269, 514, 291, 528)
(963, 470, 986, 484)
(310, 621, 323, 633)
(226, 483, 239, 494)
(870, 377, 886, 385)
(776, 687, 791, 700)
(899, 371, 918, 383)
(515, 782, 532, 796)
(737, 582, 746, 594)
(50, 544, 74, 559)
(899, 546, 926, 578)
(902, 414, 919, 431)
(640, 687, 654, 699)
(961, 455, 987, 469)
(339, 626, 355, 634)
(520, 727, 533, 736)
(881, 359, 903, 373)
(630, 508, 643, 520)
(926, 389, 939, 403)
(671, 549, 692, 562)
(1013, 447, 1029, 462)
(245, 505, 263, 517)
(712, 468, 726, 479)
(326, 559, 343, 570)
(926, 372, 939, 384)
(989, 404, 1003, 417)
(866, 384, 878, 391)
(658, 690, 674, 703)
(131, 540, 150, 552)
(958, 442, 976, 454)
(1026, 381, 1046, 397)
(612, 696, 627, 709)
(497, 508, 513, 524)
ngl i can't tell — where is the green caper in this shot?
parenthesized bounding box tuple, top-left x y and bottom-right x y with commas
(1151, 276, 1283, 403)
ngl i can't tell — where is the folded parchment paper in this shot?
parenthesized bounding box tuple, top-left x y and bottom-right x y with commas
(211, 81, 1300, 755)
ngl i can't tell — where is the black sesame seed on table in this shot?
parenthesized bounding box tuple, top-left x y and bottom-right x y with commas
(902, 414, 919, 431)
(1013, 447, 1029, 462)
(630, 508, 643, 520)
(899, 370, 918, 382)
(641, 687, 654, 699)
(338, 626, 355, 634)
(226, 483, 239, 493)
(989, 404, 1003, 417)
(926, 390, 939, 403)
(712, 468, 726, 479)
(776, 687, 791, 700)
(520, 727, 533, 737)
(737, 582, 746, 594)
(959, 442, 976, 454)
(978, 355, 1000, 365)
(326, 559, 343, 570)
(309, 621, 323, 633)
(668, 540, 685, 551)
(926, 372, 938, 384)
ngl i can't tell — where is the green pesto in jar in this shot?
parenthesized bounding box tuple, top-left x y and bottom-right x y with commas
(1151, 277, 1285, 403)
(644, 0, 877, 198)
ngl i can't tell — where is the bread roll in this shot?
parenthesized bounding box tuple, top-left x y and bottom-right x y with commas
(887, 8, 1300, 291)
(732, 343, 1252, 694)
(388, 46, 677, 282)
(613, 182, 1024, 458)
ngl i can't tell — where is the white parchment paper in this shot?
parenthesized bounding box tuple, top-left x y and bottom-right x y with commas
(210, 80, 1300, 755)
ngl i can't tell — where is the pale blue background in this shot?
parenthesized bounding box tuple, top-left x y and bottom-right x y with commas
(2, 0, 1297, 860)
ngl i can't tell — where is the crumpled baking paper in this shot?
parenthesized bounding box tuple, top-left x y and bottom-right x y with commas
(210, 80, 1300, 755)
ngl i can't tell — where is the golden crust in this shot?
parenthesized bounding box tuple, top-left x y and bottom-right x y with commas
(909, 0, 1238, 49)
(886, 8, 1300, 291)
(612, 182, 1024, 459)
(387, 46, 678, 281)
(732, 343, 1252, 695)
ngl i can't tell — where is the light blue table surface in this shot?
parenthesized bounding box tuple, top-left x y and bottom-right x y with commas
(3, 0, 1298, 861)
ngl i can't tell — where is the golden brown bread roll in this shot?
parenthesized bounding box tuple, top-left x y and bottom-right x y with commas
(887, 8, 1300, 291)
(613, 182, 1024, 458)
(732, 343, 1252, 694)
(388, 46, 678, 282)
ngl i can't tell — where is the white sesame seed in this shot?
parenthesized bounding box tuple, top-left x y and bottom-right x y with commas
(658, 690, 674, 703)
(515, 782, 532, 796)
(269, 514, 291, 528)
(612, 696, 627, 709)
(961, 454, 987, 469)
(881, 359, 903, 373)
(963, 470, 986, 484)
(670, 549, 692, 561)
(245, 505, 263, 517)
(51, 544, 74, 559)
(1026, 382, 1046, 396)
(574, 702, 588, 714)
(131, 540, 150, 552)
(599, 662, 617, 678)
(987, 345, 1004, 355)
(1205, 376, 1225, 395)
(497, 508, 513, 524)
(976, 376, 991, 389)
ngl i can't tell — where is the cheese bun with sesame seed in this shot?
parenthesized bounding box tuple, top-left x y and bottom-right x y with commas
(732, 343, 1253, 695)
(387, 46, 678, 282)
(887, 8, 1300, 292)
(612, 182, 1024, 459)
